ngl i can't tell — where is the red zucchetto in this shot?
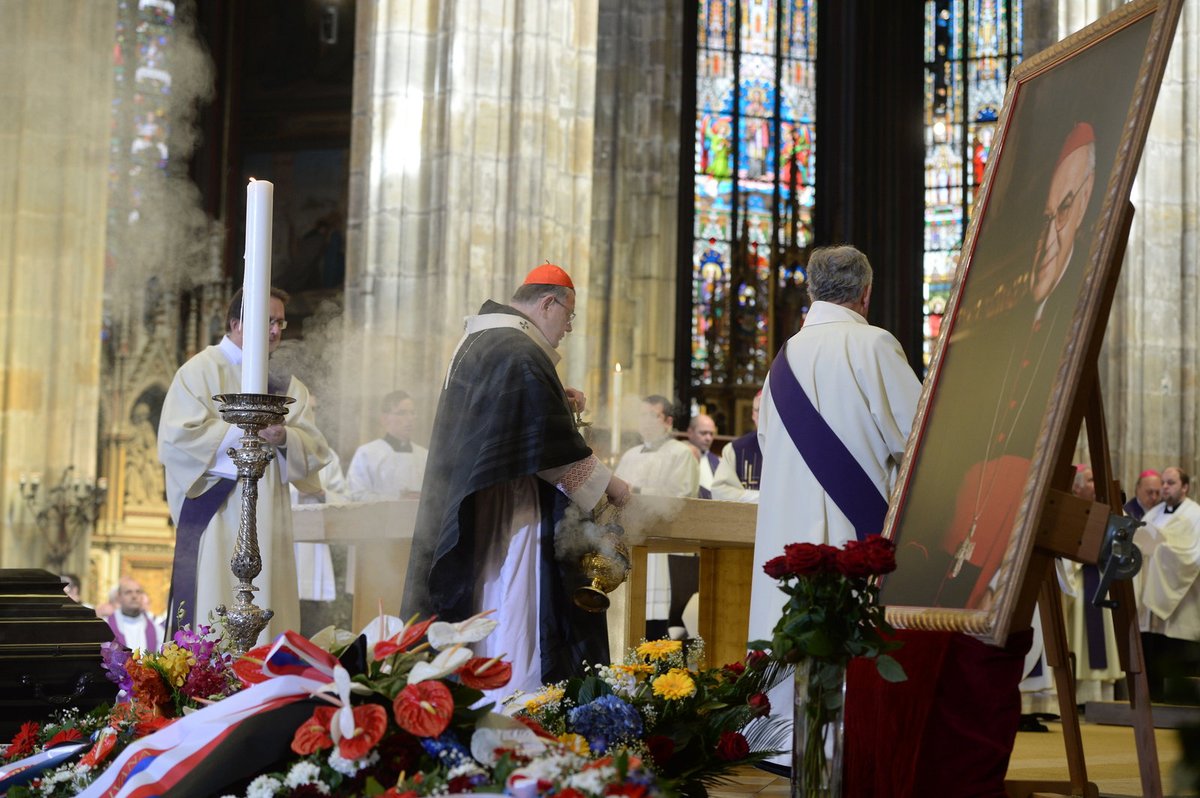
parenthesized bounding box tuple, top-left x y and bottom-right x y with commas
(523, 263, 574, 290)
(1055, 122, 1095, 168)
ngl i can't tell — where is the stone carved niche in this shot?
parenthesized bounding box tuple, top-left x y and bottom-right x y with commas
(91, 278, 229, 614)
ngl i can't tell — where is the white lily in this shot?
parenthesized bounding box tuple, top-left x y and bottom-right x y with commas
(407, 644, 472, 684)
(426, 611, 498, 649)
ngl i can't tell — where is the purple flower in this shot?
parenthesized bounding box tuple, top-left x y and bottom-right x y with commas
(173, 625, 217, 662)
(100, 640, 133, 694)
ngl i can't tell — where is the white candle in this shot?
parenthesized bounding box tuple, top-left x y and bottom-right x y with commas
(610, 363, 623, 457)
(242, 178, 274, 394)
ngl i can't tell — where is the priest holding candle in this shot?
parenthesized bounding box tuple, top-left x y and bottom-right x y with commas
(157, 180, 331, 643)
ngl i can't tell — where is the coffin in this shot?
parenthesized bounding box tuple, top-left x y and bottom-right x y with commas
(0, 569, 116, 735)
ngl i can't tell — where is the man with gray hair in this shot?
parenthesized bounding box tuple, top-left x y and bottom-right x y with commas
(746, 244, 921, 773)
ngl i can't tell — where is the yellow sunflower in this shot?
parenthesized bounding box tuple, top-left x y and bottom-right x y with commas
(651, 670, 696, 700)
(636, 639, 683, 661)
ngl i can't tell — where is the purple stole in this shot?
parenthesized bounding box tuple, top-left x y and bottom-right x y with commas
(106, 612, 160, 651)
(167, 477, 237, 637)
(767, 345, 887, 540)
(698, 451, 721, 499)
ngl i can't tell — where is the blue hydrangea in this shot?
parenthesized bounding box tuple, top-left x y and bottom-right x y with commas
(421, 733, 472, 768)
(567, 694, 643, 754)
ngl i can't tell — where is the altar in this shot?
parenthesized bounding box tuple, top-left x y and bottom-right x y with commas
(291, 496, 758, 666)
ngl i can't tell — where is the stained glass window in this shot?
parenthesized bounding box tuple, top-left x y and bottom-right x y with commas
(923, 0, 1022, 366)
(692, 0, 817, 400)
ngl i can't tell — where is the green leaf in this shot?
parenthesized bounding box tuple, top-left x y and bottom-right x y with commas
(874, 654, 907, 683)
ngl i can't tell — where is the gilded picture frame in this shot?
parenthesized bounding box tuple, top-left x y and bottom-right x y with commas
(878, 0, 1184, 646)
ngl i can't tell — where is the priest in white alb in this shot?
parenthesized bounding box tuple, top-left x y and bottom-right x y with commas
(158, 287, 332, 643)
(747, 245, 921, 773)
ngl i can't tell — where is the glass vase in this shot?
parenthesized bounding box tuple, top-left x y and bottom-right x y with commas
(791, 658, 846, 798)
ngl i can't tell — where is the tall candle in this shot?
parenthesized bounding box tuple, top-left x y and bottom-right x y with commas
(610, 363, 623, 457)
(242, 178, 274, 394)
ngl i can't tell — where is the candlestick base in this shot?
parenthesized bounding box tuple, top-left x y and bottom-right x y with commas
(212, 392, 294, 654)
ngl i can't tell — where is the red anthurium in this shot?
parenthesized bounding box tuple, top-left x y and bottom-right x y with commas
(398, 617, 435, 650)
(232, 644, 274, 685)
(457, 656, 513, 690)
(392, 681, 454, 737)
(79, 729, 118, 768)
(291, 706, 337, 755)
(338, 704, 388, 760)
(44, 728, 83, 748)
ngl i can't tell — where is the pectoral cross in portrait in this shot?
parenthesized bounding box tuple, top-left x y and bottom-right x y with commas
(951, 533, 976, 578)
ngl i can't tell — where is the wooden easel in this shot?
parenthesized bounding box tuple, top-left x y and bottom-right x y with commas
(1004, 203, 1162, 798)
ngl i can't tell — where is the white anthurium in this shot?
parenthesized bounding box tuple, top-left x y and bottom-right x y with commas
(469, 713, 549, 766)
(309, 624, 359, 653)
(330, 666, 356, 742)
(426, 612, 498, 649)
(357, 613, 407, 661)
(407, 644, 472, 684)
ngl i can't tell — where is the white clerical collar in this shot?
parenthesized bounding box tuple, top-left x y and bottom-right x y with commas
(443, 308, 561, 389)
(218, 335, 243, 366)
(804, 301, 867, 326)
(462, 311, 561, 364)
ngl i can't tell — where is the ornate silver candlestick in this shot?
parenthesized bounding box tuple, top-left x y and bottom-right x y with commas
(213, 392, 293, 654)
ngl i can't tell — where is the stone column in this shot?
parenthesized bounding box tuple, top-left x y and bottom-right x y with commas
(0, 1, 114, 570)
(588, 0, 684, 425)
(1099, 0, 1200, 486)
(345, 0, 600, 434)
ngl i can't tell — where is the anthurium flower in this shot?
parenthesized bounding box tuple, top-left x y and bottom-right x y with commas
(469, 712, 549, 765)
(407, 645, 472, 684)
(457, 656, 513, 690)
(337, 704, 388, 760)
(358, 613, 407, 661)
(426, 612, 498, 649)
(291, 706, 336, 755)
(393, 680, 454, 737)
(79, 727, 118, 768)
(232, 644, 273, 686)
(374, 617, 436, 661)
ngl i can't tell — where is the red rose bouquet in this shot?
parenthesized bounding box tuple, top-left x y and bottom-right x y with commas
(753, 536, 906, 796)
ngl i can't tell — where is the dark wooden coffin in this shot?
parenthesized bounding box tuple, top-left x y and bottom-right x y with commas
(0, 569, 116, 735)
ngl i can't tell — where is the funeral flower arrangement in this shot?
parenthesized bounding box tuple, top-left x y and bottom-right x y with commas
(514, 638, 788, 794)
(0, 623, 243, 797)
(753, 535, 906, 795)
(0, 616, 784, 798)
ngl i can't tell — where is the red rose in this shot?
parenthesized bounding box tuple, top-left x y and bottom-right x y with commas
(557, 789, 587, 798)
(859, 535, 897, 574)
(7, 721, 40, 758)
(784, 543, 836, 575)
(747, 692, 771, 717)
(836, 536, 895, 577)
(762, 555, 792, 579)
(644, 734, 675, 765)
(722, 661, 745, 678)
(745, 650, 769, 670)
(338, 704, 388, 760)
(393, 681, 454, 737)
(457, 656, 513, 690)
(715, 730, 750, 761)
(291, 706, 336, 755)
